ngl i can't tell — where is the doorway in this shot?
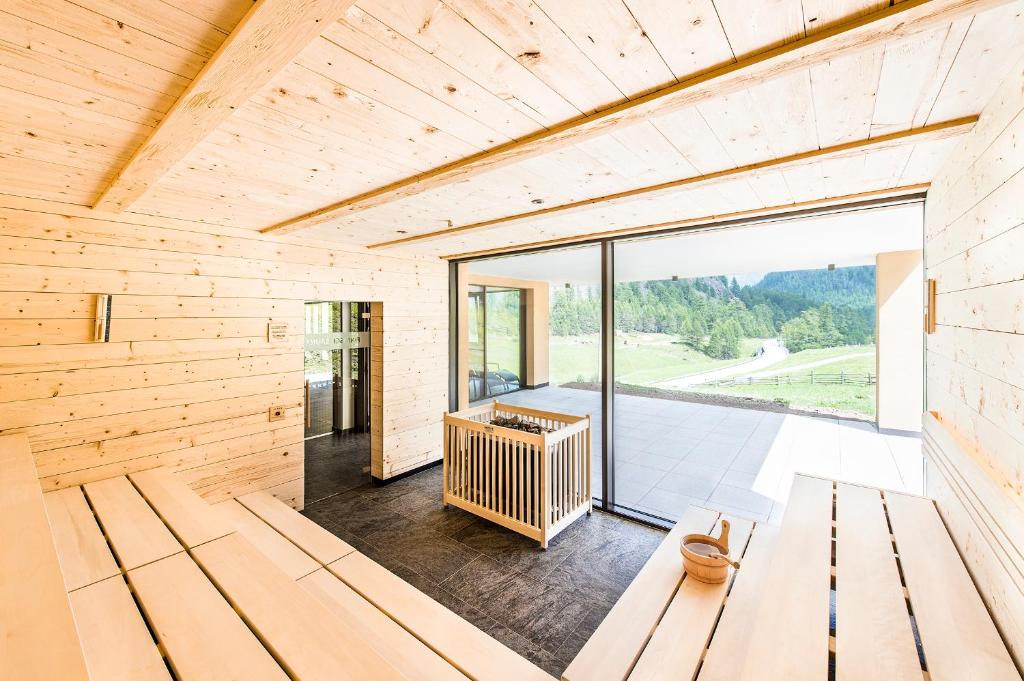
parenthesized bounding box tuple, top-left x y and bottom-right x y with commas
(303, 301, 371, 504)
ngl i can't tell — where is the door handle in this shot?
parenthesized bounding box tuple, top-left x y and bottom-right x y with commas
(304, 379, 311, 428)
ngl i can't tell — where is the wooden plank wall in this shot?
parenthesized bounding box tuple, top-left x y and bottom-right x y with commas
(0, 195, 448, 508)
(923, 56, 1024, 664)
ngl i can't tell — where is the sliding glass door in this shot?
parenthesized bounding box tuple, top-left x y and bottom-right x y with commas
(468, 285, 526, 402)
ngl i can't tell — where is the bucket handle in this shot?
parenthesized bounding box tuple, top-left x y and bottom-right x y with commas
(717, 519, 731, 554)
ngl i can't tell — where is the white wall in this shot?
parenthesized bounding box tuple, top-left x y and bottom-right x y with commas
(875, 250, 924, 433)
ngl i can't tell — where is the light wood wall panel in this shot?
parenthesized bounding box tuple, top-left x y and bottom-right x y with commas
(4, 0, 1020, 250)
(925, 56, 1024, 495)
(0, 196, 448, 507)
(923, 56, 1024, 664)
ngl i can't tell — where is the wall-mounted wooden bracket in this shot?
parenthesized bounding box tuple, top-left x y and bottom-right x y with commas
(94, 294, 111, 342)
(925, 279, 937, 334)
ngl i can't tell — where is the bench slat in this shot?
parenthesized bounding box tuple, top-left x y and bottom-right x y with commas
(84, 476, 184, 570)
(329, 551, 555, 681)
(300, 569, 468, 681)
(130, 468, 232, 548)
(699, 475, 833, 681)
(192, 533, 408, 681)
(886, 491, 1020, 681)
(237, 490, 354, 564)
(563, 505, 720, 681)
(69, 575, 171, 681)
(44, 485, 120, 591)
(0, 433, 90, 681)
(834, 483, 920, 681)
(216, 498, 319, 580)
(627, 516, 755, 681)
(128, 551, 289, 681)
(690, 523, 780, 675)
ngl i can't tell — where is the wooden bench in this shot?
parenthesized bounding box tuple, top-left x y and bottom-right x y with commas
(0, 433, 90, 680)
(564, 474, 1022, 681)
(235, 489, 555, 681)
(2, 431, 554, 681)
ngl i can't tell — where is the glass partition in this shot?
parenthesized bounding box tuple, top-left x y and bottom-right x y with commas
(467, 286, 486, 402)
(484, 287, 523, 397)
(467, 285, 525, 401)
(454, 201, 925, 527)
(304, 301, 370, 438)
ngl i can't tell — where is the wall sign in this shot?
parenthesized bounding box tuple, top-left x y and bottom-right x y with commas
(267, 321, 289, 342)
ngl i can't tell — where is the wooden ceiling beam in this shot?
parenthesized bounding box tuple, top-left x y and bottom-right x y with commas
(93, 0, 357, 212)
(367, 116, 975, 249)
(262, 0, 1009, 236)
(440, 184, 932, 261)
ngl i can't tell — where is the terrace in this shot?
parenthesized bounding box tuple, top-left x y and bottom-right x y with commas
(497, 386, 923, 523)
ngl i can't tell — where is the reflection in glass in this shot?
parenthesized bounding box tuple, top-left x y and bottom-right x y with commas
(303, 301, 369, 439)
(467, 286, 524, 401)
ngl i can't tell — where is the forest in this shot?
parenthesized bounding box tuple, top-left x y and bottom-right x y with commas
(549, 266, 876, 359)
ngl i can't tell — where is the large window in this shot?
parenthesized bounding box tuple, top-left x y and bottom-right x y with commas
(453, 202, 926, 527)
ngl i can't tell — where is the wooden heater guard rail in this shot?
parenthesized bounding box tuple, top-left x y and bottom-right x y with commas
(443, 402, 591, 548)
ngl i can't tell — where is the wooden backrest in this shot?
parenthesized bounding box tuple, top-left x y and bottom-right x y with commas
(0, 433, 90, 680)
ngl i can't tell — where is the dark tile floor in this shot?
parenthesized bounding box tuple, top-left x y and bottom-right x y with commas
(301, 464, 667, 676)
(303, 431, 371, 505)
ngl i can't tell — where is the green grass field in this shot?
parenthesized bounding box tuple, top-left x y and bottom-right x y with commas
(548, 333, 764, 385)
(480, 331, 877, 419)
(693, 381, 876, 417)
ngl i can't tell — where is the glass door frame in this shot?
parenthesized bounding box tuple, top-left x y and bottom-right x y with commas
(448, 194, 926, 527)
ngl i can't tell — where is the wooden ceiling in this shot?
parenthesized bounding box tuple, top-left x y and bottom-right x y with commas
(2, 0, 1022, 257)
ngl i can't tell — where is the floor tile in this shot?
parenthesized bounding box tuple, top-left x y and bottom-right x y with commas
(367, 521, 482, 584)
(636, 488, 702, 519)
(658, 463, 726, 498)
(708, 483, 774, 516)
(614, 462, 668, 487)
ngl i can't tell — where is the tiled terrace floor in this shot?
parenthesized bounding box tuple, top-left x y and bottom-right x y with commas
(498, 386, 923, 523)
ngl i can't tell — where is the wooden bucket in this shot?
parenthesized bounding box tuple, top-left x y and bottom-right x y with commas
(680, 519, 739, 584)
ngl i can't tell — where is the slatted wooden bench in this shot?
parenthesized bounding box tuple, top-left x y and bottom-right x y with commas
(1, 433, 91, 680)
(1, 432, 554, 681)
(235, 489, 556, 681)
(563, 474, 1023, 681)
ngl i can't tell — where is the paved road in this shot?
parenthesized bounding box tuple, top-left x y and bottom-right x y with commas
(654, 339, 789, 389)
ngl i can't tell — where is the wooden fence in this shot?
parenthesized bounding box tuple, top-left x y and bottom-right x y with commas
(700, 371, 876, 388)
